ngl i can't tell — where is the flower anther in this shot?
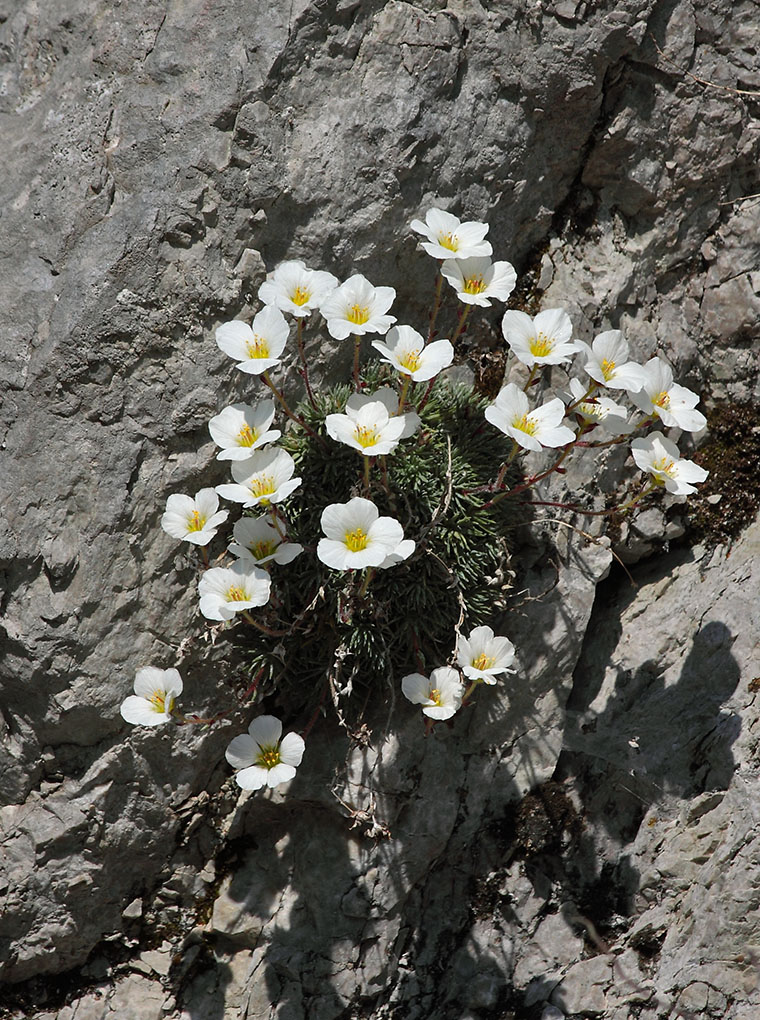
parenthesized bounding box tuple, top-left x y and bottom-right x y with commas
(398, 349, 422, 373)
(345, 527, 369, 552)
(530, 332, 555, 359)
(346, 303, 370, 325)
(463, 274, 486, 295)
(249, 475, 276, 499)
(514, 413, 538, 437)
(246, 335, 269, 359)
(256, 744, 282, 769)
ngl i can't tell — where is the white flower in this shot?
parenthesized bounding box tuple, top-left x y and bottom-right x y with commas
(198, 561, 271, 621)
(215, 306, 289, 375)
(208, 400, 282, 461)
(485, 383, 575, 452)
(457, 626, 516, 684)
(120, 667, 183, 727)
(409, 208, 493, 260)
(628, 357, 707, 432)
(317, 497, 407, 571)
(502, 308, 583, 367)
(577, 330, 648, 391)
(320, 274, 396, 341)
(229, 516, 303, 566)
(441, 256, 517, 307)
(161, 489, 229, 546)
(325, 386, 420, 456)
(372, 325, 454, 382)
(216, 449, 302, 508)
(631, 432, 708, 495)
(566, 379, 632, 436)
(258, 260, 338, 318)
(401, 667, 464, 720)
(225, 715, 305, 791)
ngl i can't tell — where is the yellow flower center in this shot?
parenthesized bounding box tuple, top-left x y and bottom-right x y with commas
(251, 540, 277, 560)
(237, 423, 259, 447)
(438, 232, 459, 251)
(249, 475, 276, 498)
(186, 510, 206, 532)
(600, 358, 616, 380)
(290, 285, 311, 307)
(226, 585, 248, 602)
(255, 744, 281, 769)
(463, 275, 486, 295)
(579, 400, 603, 419)
(529, 332, 554, 358)
(346, 304, 370, 325)
(653, 390, 671, 409)
(429, 688, 443, 706)
(398, 349, 422, 372)
(652, 456, 677, 480)
(149, 690, 171, 713)
(345, 527, 369, 552)
(354, 425, 380, 449)
(472, 653, 495, 671)
(513, 413, 538, 436)
(245, 335, 270, 359)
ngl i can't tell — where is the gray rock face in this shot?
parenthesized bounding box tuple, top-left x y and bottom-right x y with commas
(1, 0, 759, 1016)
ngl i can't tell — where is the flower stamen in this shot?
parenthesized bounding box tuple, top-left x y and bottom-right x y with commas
(438, 232, 459, 251)
(290, 285, 311, 306)
(653, 390, 671, 409)
(237, 424, 259, 447)
(255, 744, 282, 769)
(429, 687, 443, 706)
(652, 456, 677, 480)
(354, 425, 379, 449)
(186, 510, 206, 532)
(252, 540, 277, 560)
(226, 584, 248, 602)
(463, 275, 486, 295)
(472, 653, 495, 671)
(346, 304, 370, 325)
(600, 357, 616, 380)
(345, 527, 369, 552)
(513, 413, 538, 436)
(149, 690, 169, 713)
(249, 475, 276, 498)
(398, 349, 422, 372)
(529, 332, 554, 358)
(245, 335, 270, 359)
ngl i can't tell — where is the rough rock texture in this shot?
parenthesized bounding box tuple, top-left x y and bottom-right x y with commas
(1, 0, 759, 1016)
